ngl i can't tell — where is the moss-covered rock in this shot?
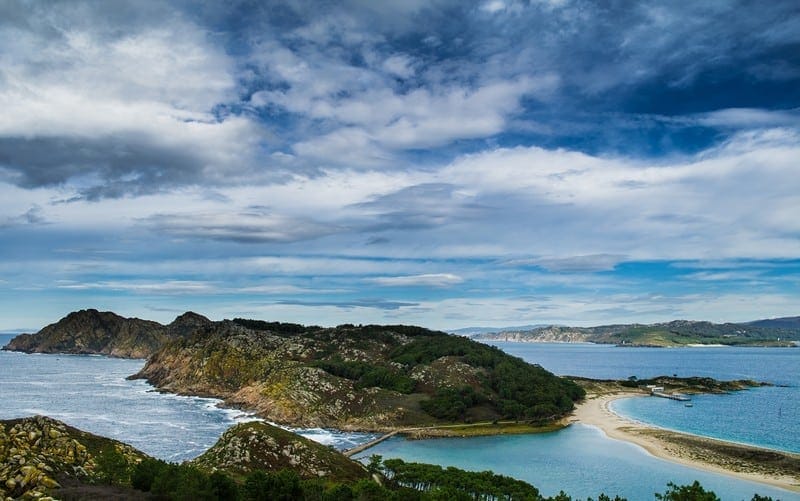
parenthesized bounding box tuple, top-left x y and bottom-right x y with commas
(190, 421, 368, 482)
(0, 416, 149, 499)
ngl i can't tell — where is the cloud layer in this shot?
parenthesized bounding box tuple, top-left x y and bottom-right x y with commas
(0, 0, 798, 329)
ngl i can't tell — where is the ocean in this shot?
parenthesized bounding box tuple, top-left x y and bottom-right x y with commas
(1, 334, 797, 499)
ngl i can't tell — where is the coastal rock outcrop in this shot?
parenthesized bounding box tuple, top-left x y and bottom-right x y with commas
(2, 309, 209, 358)
(0, 416, 148, 500)
(190, 421, 368, 481)
(3, 309, 166, 358)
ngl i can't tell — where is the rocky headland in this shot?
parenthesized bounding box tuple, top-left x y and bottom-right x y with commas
(131, 319, 585, 430)
(2, 310, 212, 359)
(3, 310, 586, 431)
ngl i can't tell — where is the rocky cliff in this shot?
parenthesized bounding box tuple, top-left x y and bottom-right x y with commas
(3, 309, 212, 358)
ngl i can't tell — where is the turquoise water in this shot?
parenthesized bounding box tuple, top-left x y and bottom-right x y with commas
(358, 341, 800, 499)
(355, 425, 797, 500)
(613, 386, 799, 454)
(490, 342, 800, 454)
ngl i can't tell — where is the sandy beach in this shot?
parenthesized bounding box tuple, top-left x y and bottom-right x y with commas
(571, 391, 800, 493)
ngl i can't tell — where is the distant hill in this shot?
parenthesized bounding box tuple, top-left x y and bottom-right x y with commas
(3, 309, 211, 358)
(477, 319, 800, 347)
(747, 316, 800, 330)
(448, 324, 550, 336)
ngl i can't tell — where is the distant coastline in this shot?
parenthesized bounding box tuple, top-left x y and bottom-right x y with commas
(466, 317, 800, 347)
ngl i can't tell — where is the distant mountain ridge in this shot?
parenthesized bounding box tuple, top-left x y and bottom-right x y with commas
(475, 318, 800, 347)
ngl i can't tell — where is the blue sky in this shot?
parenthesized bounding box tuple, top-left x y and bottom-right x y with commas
(1, 0, 799, 330)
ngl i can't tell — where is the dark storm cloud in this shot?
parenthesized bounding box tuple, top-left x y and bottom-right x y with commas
(0, 136, 206, 199)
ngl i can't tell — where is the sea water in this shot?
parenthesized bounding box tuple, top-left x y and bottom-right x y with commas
(358, 342, 799, 499)
(355, 425, 796, 500)
(490, 342, 800, 453)
(0, 334, 376, 461)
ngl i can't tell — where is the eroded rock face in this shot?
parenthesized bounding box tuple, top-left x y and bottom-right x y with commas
(3, 309, 168, 358)
(190, 421, 368, 482)
(3, 309, 213, 359)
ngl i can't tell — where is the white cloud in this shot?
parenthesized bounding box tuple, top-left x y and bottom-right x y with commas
(507, 254, 625, 272)
(369, 273, 464, 287)
(56, 280, 215, 294)
(0, 5, 263, 196)
(693, 108, 800, 129)
(145, 209, 341, 243)
(481, 1, 507, 14)
(382, 54, 416, 79)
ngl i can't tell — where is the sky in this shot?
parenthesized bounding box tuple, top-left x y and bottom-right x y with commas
(1, 0, 799, 331)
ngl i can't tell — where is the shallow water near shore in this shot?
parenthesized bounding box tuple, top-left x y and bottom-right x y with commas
(491, 342, 800, 453)
(355, 424, 797, 500)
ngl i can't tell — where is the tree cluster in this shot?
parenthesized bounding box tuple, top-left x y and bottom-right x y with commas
(314, 358, 416, 394)
(390, 335, 585, 420)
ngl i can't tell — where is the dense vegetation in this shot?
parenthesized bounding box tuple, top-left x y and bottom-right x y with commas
(105, 453, 771, 501)
(391, 335, 585, 421)
(110, 457, 778, 501)
(313, 358, 416, 394)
